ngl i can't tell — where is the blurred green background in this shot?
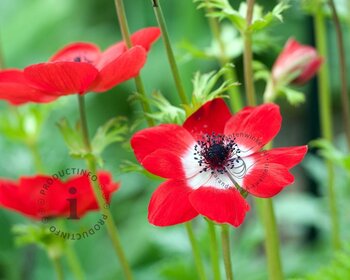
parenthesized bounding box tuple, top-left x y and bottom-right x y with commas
(0, 0, 349, 279)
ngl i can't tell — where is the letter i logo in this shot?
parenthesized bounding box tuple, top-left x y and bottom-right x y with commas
(67, 187, 79, 220)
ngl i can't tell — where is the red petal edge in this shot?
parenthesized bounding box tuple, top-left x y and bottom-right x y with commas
(148, 180, 198, 226)
(189, 187, 250, 227)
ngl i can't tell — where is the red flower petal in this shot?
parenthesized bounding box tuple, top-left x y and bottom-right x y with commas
(0, 179, 38, 218)
(189, 187, 250, 227)
(24, 62, 99, 95)
(272, 38, 322, 85)
(50, 42, 101, 64)
(142, 150, 186, 179)
(183, 99, 232, 140)
(242, 163, 294, 198)
(225, 103, 282, 155)
(274, 39, 302, 67)
(248, 146, 308, 169)
(131, 124, 194, 163)
(0, 172, 119, 220)
(96, 42, 126, 70)
(131, 27, 161, 51)
(91, 46, 147, 92)
(148, 180, 198, 226)
(293, 57, 323, 85)
(0, 70, 57, 105)
(19, 175, 67, 218)
(64, 172, 119, 216)
(96, 27, 160, 70)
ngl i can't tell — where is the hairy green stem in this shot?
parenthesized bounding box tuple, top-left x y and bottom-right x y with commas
(328, 0, 350, 149)
(242, 1, 284, 279)
(313, 7, 340, 250)
(221, 224, 234, 280)
(185, 222, 207, 280)
(113, 0, 155, 126)
(78, 95, 133, 280)
(151, 0, 188, 105)
(207, 220, 221, 280)
(205, 2, 242, 112)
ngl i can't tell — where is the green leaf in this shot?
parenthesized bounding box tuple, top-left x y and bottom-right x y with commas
(119, 160, 162, 180)
(91, 117, 128, 156)
(145, 92, 186, 125)
(184, 64, 238, 114)
(13, 224, 65, 259)
(279, 86, 306, 106)
(196, 0, 246, 32)
(196, 0, 289, 33)
(0, 104, 51, 144)
(56, 118, 89, 159)
(310, 139, 350, 173)
(292, 243, 350, 280)
(179, 25, 243, 61)
(249, 1, 290, 32)
(253, 60, 270, 82)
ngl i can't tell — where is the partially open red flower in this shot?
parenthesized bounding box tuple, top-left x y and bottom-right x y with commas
(272, 38, 322, 85)
(0, 27, 160, 104)
(24, 27, 160, 95)
(131, 99, 307, 227)
(0, 171, 119, 220)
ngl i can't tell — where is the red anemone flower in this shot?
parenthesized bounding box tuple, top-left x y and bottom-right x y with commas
(131, 99, 307, 227)
(0, 27, 160, 104)
(272, 38, 322, 85)
(0, 171, 119, 220)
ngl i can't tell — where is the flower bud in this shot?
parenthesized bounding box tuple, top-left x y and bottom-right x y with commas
(272, 38, 322, 86)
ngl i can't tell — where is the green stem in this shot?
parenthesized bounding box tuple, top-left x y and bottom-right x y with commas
(328, 0, 350, 150)
(113, 0, 155, 127)
(313, 6, 340, 250)
(27, 139, 84, 280)
(78, 95, 134, 280)
(65, 244, 85, 280)
(51, 257, 64, 280)
(242, 1, 284, 278)
(243, 0, 257, 106)
(256, 198, 284, 280)
(0, 33, 4, 69)
(207, 220, 221, 280)
(221, 224, 234, 280)
(205, 2, 242, 112)
(151, 0, 188, 105)
(28, 142, 45, 173)
(185, 222, 207, 280)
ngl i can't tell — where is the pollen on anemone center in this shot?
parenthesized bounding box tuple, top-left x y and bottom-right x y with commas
(194, 133, 243, 175)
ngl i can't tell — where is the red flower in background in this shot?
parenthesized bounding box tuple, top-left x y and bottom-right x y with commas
(272, 38, 322, 85)
(131, 99, 307, 227)
(0, 27, 160, 104)
(0, 171, 119, 220)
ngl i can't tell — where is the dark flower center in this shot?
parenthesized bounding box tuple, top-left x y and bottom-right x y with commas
(194, 133, 242, 174)
(207, 143, 229, 165)
(73, 56, 92, 63)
